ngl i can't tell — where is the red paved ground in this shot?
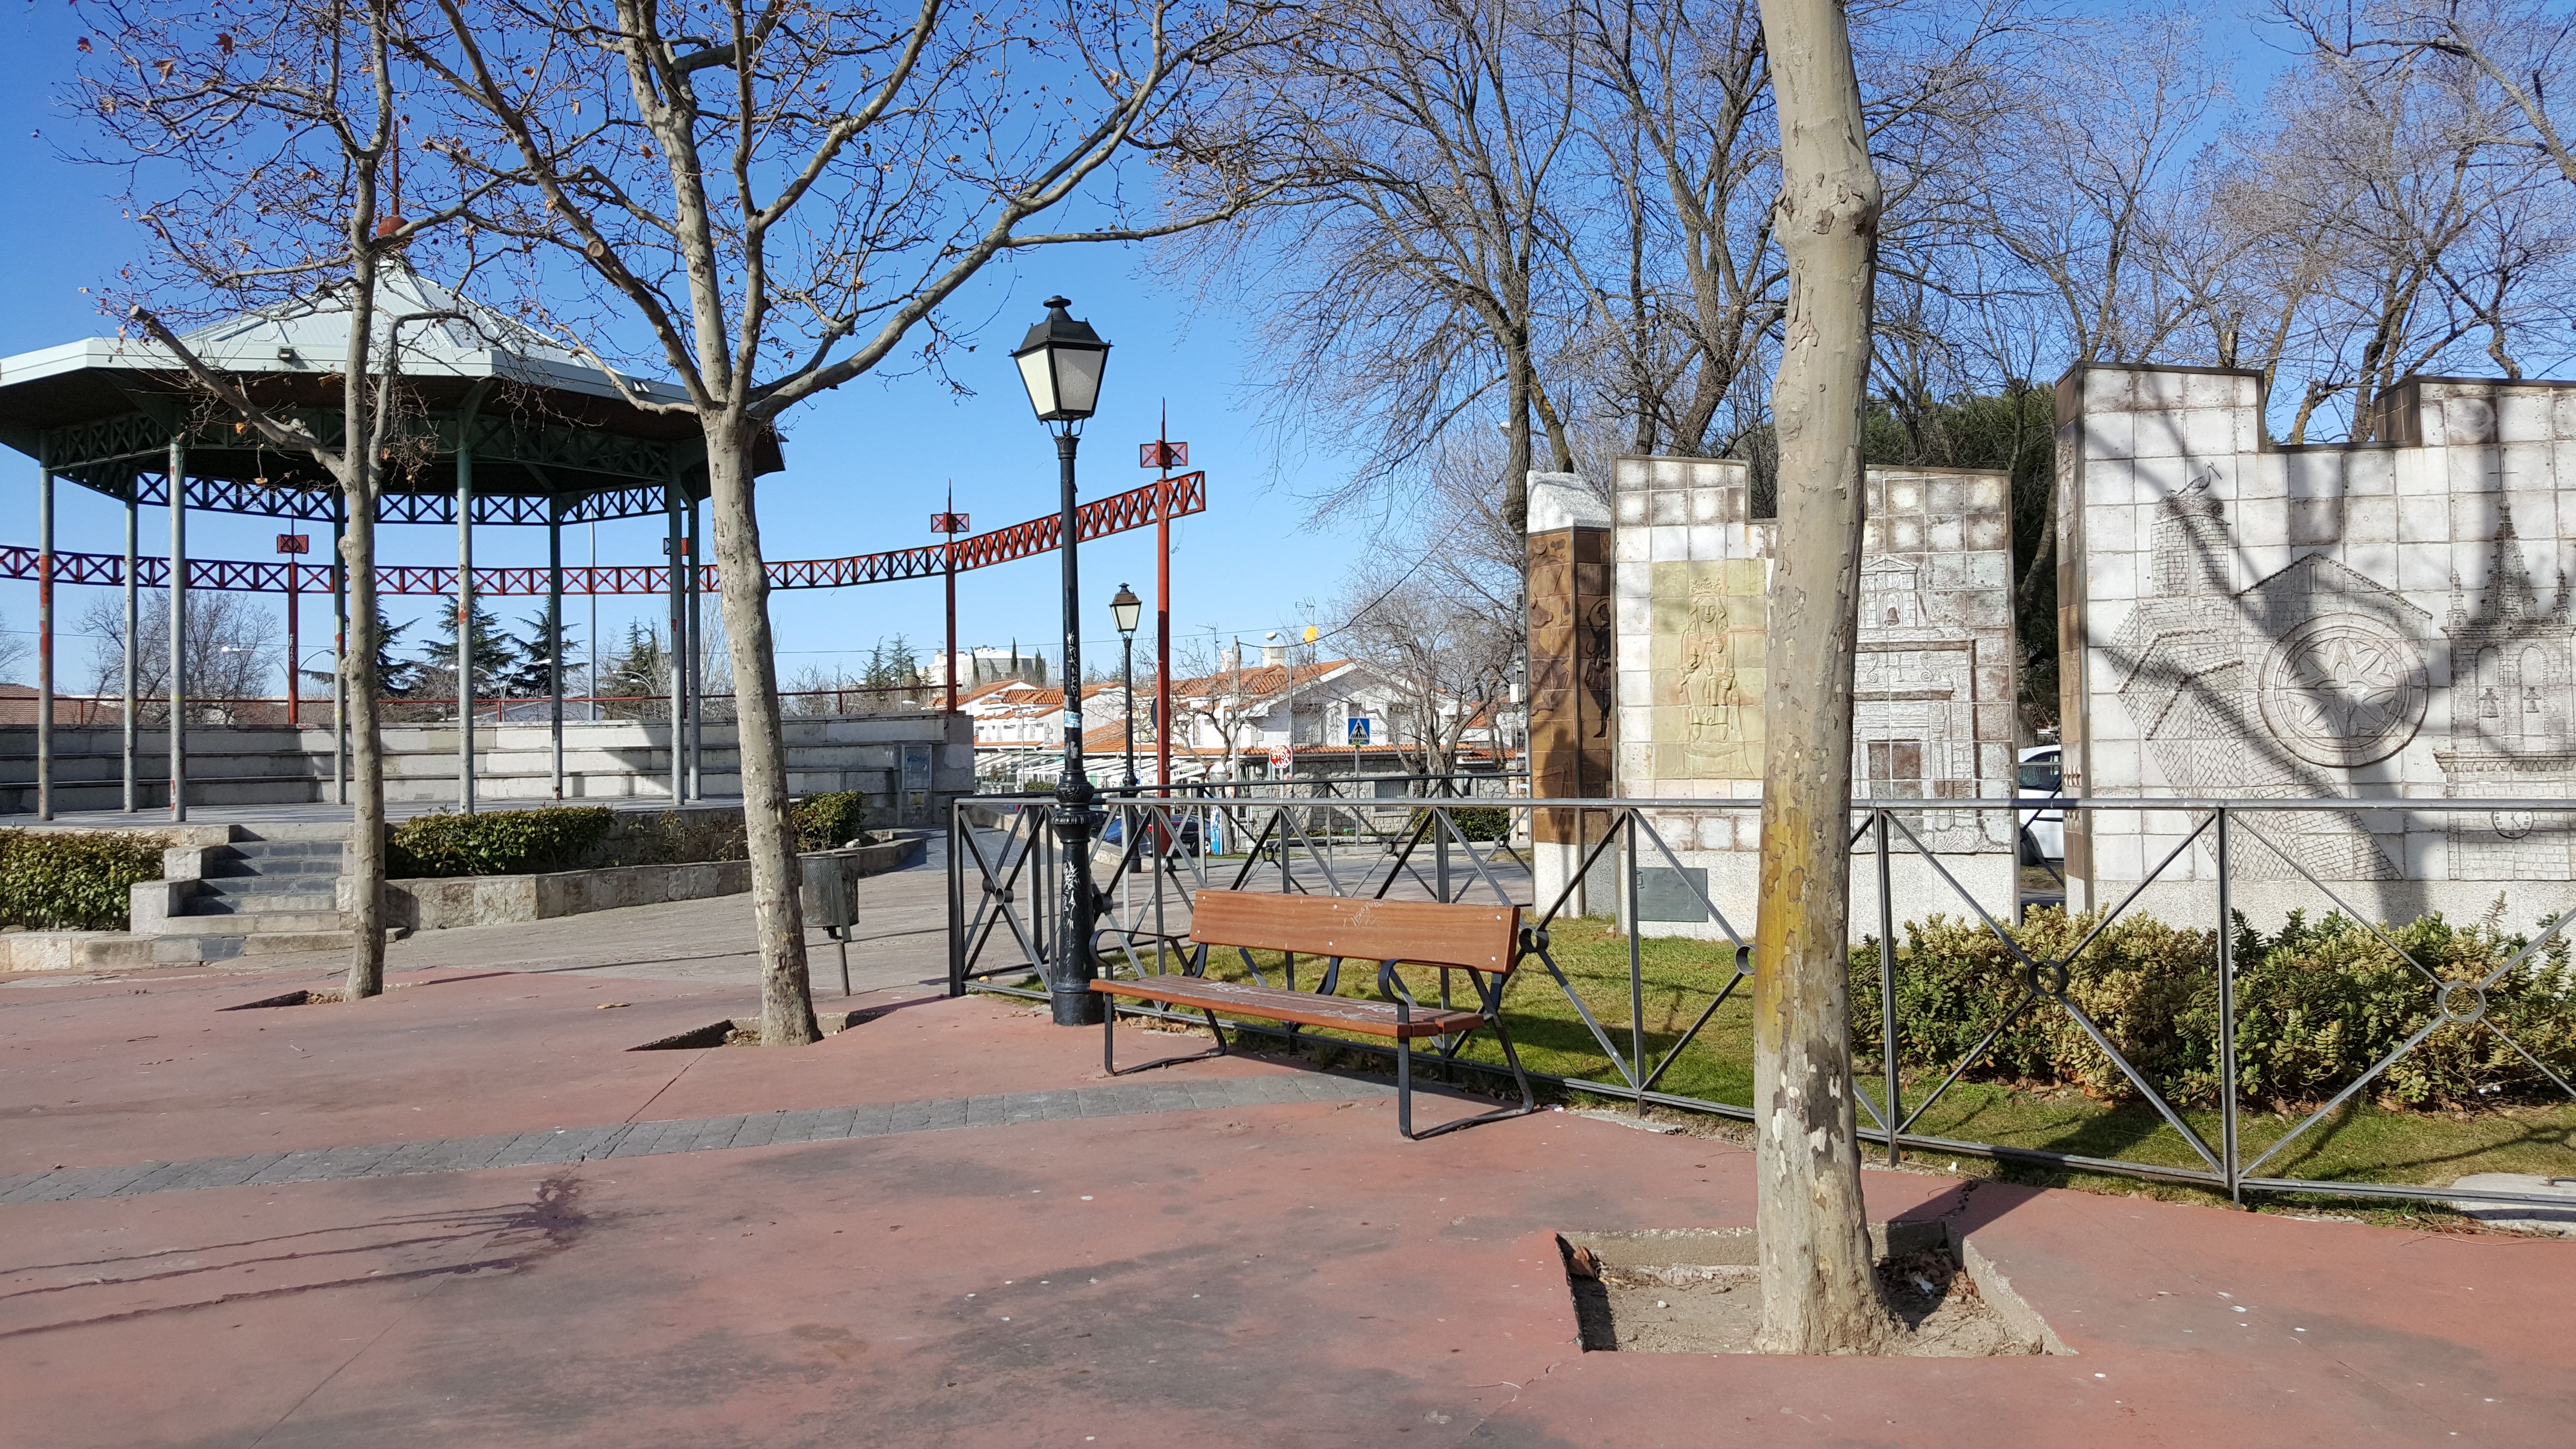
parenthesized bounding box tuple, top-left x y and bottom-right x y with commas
(2, 960, 2569, 1447)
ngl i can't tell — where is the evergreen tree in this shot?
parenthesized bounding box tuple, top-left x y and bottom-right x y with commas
(500, 602, 581, 699)
(599, 622, 672, 717)
(419, 596, 521, 695)
(373, 617, 420, 697)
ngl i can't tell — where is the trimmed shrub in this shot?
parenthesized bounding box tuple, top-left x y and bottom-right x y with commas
(2234, 907, 2576, 1110)
(387, 807, 616, 879)
(1449, 806, 1512, 842)
(0, 830, 165, 931)
(791, 791, 872, 852)
(1849, 904, 2576, 1111)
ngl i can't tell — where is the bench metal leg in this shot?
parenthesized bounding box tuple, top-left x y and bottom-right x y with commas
(1102, 999, 1229, 1078)
(1399, 1013, 1540, 1142)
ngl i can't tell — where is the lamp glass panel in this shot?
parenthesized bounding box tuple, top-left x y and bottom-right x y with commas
(1054, 346, 1108, 418)
(1015, 349, 1058, 419)
(1111, 594, 1142, 633)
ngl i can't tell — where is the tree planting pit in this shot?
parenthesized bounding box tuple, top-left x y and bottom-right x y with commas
(628, 1009, 881, 1051)
(222, 988, 347, 1010)
(1557, 1224, 2069, 1357)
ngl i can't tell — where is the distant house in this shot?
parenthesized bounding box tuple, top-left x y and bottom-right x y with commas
(965, 638, 1517, 789)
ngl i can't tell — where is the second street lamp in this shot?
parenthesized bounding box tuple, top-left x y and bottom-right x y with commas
(1111, 583, 1142, 789)
(1014, 296, 1112, 1028)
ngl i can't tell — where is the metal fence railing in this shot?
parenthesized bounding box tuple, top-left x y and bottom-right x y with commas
(948, 788, 2576, 1215)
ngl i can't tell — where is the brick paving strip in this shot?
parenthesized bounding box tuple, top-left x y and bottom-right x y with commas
(0, 1072, 1395, 1206)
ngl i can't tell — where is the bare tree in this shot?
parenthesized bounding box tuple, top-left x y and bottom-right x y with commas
(1333, 555, 1518, 780)
(1170, 638, 1267, 780)
(1751, 0, 1893, 1354)
(403, 0, 1293, 1046)
(0, 614, 27, 684)
(73, 0, 495, 1002)
(1173, 0, 1585, 531)
(2194, 3, 2576, 440)
(79, 591, 281, 721)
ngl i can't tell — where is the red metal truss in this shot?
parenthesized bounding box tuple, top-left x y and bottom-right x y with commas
(0, 472, 1204, 598)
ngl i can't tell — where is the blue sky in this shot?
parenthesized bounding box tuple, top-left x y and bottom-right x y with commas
(0, 3, 2315, 694)
(0, 3, 1370, 692)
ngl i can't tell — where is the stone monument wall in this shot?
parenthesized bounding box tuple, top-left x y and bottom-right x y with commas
(2058, 364, 2576, 929)
(1587, 455, 2020, 938)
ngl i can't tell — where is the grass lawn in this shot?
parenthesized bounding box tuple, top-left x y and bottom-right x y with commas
(1171, 918, 2576, 1202)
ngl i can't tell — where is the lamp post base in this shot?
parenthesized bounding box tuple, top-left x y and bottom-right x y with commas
(1049, 984, 1104, 1027)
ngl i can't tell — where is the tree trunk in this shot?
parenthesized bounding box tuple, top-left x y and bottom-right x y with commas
(706, 419, 821, 1046)
(340, 242, 387, 1002)
(342, 470, 388, 999)
(1751, 0, 1891, 1356)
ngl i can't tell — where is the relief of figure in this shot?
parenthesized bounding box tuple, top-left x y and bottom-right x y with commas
(1680, 586, 1740, 745)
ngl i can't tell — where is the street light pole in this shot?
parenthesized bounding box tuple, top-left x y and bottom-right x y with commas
(1014, 296, 1112, 1028)
(1112, 583, 1142, 789)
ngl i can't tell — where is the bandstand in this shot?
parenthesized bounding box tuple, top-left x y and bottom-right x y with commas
(0, 268, 767, 819)
(0, 270, 1209, 822)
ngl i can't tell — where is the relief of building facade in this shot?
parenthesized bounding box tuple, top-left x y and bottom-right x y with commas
(2057, 364, 2576, 917)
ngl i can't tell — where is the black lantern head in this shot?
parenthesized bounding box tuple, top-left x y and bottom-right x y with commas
(1013, 295, 1111, 425)
(1110, 582, 1143, 637)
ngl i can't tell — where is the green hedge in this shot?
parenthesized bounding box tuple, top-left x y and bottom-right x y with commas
(1849, 906, 2576, 1111)
(792, 791, 871, 852)
(1449, 806, 1512, 842)
(387, 807, 616, 879)
(0, 830, 164, 931)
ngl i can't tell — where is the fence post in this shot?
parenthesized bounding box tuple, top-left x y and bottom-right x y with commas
(2216, 805, 2239, 1204)
(946, 798, 966, 997)
(1876, 807, 1900, 1165)
(1626, 810, 1645, 1116)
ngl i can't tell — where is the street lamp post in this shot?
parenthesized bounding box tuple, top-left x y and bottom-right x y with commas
(1014, 296, 1112, 1028)
(1111, 583, 1142, 789)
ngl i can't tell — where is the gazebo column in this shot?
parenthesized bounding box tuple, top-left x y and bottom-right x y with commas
(548, 501, 564, 801)
(665, 475, 685, 804)
(456, 446, 475, 813)
(122, 488, 138, 812)
(167, 438, 188, 822)
(686, 493, 704, 802)
(36, 462, 53, 820)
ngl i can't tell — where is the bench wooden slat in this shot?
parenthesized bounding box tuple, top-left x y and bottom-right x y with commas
(1090, 976, 1484, 1039)
(1187, 891, 1518, 973)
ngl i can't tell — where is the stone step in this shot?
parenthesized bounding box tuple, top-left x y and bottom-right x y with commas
(155, 909, 354, 935)
(204, 857, 344, 880)
(150, 930, 393, 964)
(182, 890, 340, 916)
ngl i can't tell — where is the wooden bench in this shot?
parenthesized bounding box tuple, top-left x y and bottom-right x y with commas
(1089, 889, 1536, 1140)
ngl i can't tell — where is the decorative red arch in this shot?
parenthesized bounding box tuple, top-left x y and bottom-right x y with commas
(0, 472, 1204, 597)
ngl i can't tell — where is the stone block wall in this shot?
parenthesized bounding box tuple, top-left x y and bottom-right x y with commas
(2057, 364, 2576, 926)
(1521, 454, 2019, 936)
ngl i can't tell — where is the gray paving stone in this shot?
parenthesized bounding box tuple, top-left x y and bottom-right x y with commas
(0, 1171, 62, 1205)
(485, 1131, 576, 1169)
(888, 1100, 932, 1133)
(965, 1095, 1008, 1127)
(686, 1117, 748, 1152)
(115, 1160, 210, 1195)
(921, 1097, 969, 1131)
(192, 1154, 288, 1189)
(241, 1148, 338, 1187)
(844, 1104, 894, 1139)
(726, 1114, 784, 1150)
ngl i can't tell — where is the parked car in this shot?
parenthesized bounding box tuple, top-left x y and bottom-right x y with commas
(1100, 810, 1205, 856)
(2017, 745, 2064, 862)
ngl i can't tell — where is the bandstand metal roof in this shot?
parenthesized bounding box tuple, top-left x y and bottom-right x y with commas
(0, 265, 780, 526)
